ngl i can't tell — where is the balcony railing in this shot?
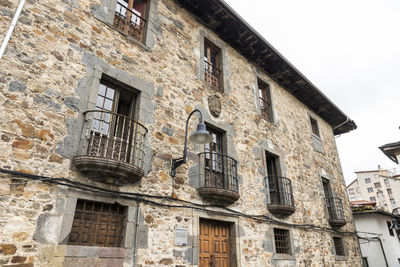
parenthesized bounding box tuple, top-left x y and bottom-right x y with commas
(72, 110, 147, 184)
(197, 152, 239, 204)
(204, 61, 222, 90)
(114, 2, 146, 42)
(267, 176, 295, 217)
(326, 197, 346, 227)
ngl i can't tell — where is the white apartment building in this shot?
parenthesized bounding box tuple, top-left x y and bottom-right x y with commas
(347, 169, 400, 213)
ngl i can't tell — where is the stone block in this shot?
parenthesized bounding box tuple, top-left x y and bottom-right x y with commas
(65, 246, 99, 257)
(98, 247, 125, 258)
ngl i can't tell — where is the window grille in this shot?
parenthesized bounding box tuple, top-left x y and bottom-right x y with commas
(274, 228, 290, 254)
(333, 237, 345, 256)
(68, 199, 126, 247)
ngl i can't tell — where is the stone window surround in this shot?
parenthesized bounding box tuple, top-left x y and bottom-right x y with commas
(191, 210, 241, 267)
(331, 235, 348, 261)
(254, 141, 288, 206)
(188, 105, 240, 188)
(270, 225, 296, 261)
(307, 112, 324, 154)
(57, 189, 148, 256)
(254, 74, 277, 124)
(74, 60, 155, 175)
(198, 30, 231, 94)
(91, 0, 158, 49)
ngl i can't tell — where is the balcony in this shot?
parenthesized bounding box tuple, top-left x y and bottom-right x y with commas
(72, 110, 148, 185)
(267, 176, 295, 217)
(114, 2, 147, 42)
(326, 197, 346, 228)
(197, 152, 239, 204)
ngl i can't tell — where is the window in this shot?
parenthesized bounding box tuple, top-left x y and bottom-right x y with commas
(362, 257, 369, 267)
(387, 189, 393, 196)
(384, 178, 390, 187)
(204, 127, 225, 187)
(387, 221, 394, 236)
(333, 237, 345, 256)
(258, 79, 273, 121)
(356, 187, 361, 193)
(365, 178, 371, 183)
(367, 187, 373, 193)
(68, 199, 127, 247)
(114, 0, 148, 42)
(374, 182, 381, 188)
(390, 199, 396, 205)
(204, 40, 222, 90)
(348, 188, 355, 195)
(370, 197, 376, 202)
(87, 80, 142, 165)
(310, 117, 320, 137)
(273, 228, 291, 254)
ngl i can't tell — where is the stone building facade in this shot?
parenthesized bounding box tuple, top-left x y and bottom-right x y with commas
(0, 0, 361, 266)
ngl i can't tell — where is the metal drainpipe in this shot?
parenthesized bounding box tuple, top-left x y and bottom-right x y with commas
(133, 202, 141, 267)
(0, 0, 26, 61)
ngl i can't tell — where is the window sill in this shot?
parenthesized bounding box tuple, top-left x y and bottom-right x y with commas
(335, 255, 348, 261)
(272, 253, 295, 261)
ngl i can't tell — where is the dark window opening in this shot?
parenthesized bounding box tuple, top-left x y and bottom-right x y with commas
(204, 40, 222, 90)
(387, 221, 394, 236)
(370, 197, 376, 202)
(362, 257, 369, 267)
(258, 79, 273, 122)
(367, 187, 373, 193)
(365, 178, 371, 184)
(274, 228, 291, 254)
(310, 117, 320, 137)
(333, 237, 345, 256)
(114, 0, 148, 42)
(68, 199, 127, 247)
(374, 182, 381, 188)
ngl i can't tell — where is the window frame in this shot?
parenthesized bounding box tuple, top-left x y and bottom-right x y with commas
(387, 221, 394, 236)
(332, 236, 347, 260)
(257, 78, 273, 122)
(367, 187, 373, 193)
(271, 227, 295, 260)
(203, 39, 223, 91)
(365, 178, 371, 184)
(374, 182, 381, 188)
(369, 197, 376, 202)
(309, 116, 320, 138)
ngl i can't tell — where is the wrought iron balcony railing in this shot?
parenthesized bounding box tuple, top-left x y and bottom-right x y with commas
(72, 110, 147, 184)
(204, 61, 222, 90)
(114, 2, 147, 42)
(266, 176, 295, 217)
(197, 152, 239, 204)
(326, 197, 346, 227)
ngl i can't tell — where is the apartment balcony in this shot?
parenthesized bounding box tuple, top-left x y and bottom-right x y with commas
(197, 152, 239, 204)
(326, 197, 346, 228)
(267, 176, 296, 217)
(72, 110, 148, 185)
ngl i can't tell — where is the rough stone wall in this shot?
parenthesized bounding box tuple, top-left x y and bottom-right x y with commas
(0, 0, 362, 266)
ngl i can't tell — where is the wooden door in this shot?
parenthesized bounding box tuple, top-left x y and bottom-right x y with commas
(199, 219, 231, 267)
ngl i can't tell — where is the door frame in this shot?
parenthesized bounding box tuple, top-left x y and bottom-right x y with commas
(193, 211, 240, 267)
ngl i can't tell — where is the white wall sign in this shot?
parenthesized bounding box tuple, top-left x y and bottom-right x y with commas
(175, 228, 188, 246)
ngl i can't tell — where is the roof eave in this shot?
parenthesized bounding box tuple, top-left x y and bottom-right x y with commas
(176, 0, 357, 135)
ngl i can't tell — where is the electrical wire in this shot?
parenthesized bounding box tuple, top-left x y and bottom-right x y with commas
(0, 168, 357, 236)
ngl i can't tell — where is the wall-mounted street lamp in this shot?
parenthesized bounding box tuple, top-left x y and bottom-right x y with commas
(170, 109, 213, 177)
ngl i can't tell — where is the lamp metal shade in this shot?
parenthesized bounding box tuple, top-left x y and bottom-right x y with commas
(189, 122, 213, 144)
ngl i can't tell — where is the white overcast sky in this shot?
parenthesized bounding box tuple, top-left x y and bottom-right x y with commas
(224, 0, 400, 184)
